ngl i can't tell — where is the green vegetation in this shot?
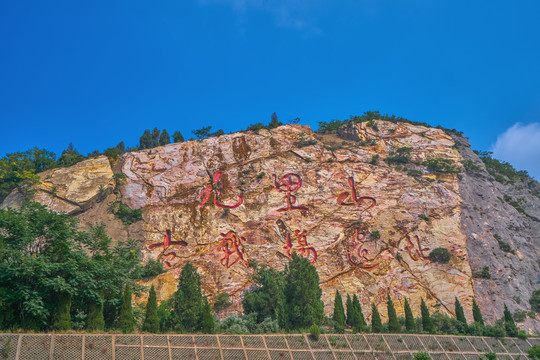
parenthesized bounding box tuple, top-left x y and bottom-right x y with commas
(384, 147, 412, 165)
(494, 234, 515, 254)
(86, 295, 105, 332)
(413, 352, 432, 360)
(350, 294, 367, 333)
(247, 112, 284, 131)
(472, 299, 484, 326)
(213, 292, 232, 313)
(142, 284, 159, 333)
(317, 110, 423, 134)
(332, 290, 346, 333)
(530, 289, 540, 313)
(371, 304, 383, 333)
(110, 201, 143, 225)
(528, 345, 540, 360)
(171, 262, 205, 332)
(421, 298, 434, 333)
(172, 131, 184, 143)
(404, 297, 416, 332)
(454, 297, 467, 333)
(503, 304, 518, 337)
(387, 294, 401, 333)
(119, 284, 135, 333)
(52, 292, 72, 331)
(309, 323, 320, 340)
(476, 150, 531, 184)
(429, 247, 451, 263)
(423, 157, 460, 174)
(473, 266, 492, 279)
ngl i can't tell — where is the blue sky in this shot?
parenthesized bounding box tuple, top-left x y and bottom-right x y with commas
(1, 1, 540, 178)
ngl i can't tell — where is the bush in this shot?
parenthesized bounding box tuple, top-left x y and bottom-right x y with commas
(528, 345, 540, 360)
(138, 259, 165, 278)
(213, 292, 233, 313)
(484, 352, 497, 360)
(517, 330, 528, 340)
(483, 324, 506, 338)
(423, 158, 459, 174)
(429, 248, 451, 264)
(530, 290, 540, 313)
(310, 324, 320, 341)
(110, 201, 143, 225)
(473, 266, 491, 279)
(413, 352, 432, 360)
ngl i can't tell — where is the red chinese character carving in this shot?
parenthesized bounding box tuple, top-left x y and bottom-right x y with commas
(199, 171, 243, 209)
(218, 231, 249, 268)
(337, 177, 376, 211)
(147, 229, 188, 269)
(346, 229, 381, 270)
(404, 235, 430, 261)
(272, 173, 309, 212)
(283, 230, 317, 264)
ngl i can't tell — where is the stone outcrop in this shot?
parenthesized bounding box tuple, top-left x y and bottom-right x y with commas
(3, 121, 539, 330)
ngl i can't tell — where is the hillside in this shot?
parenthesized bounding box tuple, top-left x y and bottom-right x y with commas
(3, 120, 539, 332)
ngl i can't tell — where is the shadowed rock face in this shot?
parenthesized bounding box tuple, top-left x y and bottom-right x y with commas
(3, 121, 539, 330)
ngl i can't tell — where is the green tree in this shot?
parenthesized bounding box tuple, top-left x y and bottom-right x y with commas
(421, 298, 434, 333)
(243, 265, 283, 323)
(57, 143, 85, 167)
(351, 294, 367, 333)
(192, 126, 212, 140)
(172, 131, 184, 143)
(279, 253, 324, 330)
(86, 295, 105, 332)
(387, 294, 401, 333)
(52, 292, 72, 331)
(200, 298, 215, 334)
(333, 290, 346, 333)
(346, 294, 353, 326)
(472, 299, 484, 326)
(171, 262, 204, 332)
(142, 284, 159, 333)
(371, 304, 383, 333)
(139, 129, 153, 149)
(151, 128, 161, 148)
(404, 297, 416, 332)
(268, 112, 282, 129)
(530, 290, 540, 313)
(454, 297, 467, 333)
(119, 284, 135, 333)
(159, 129, 171, 146)
(503, 304, 518, 337)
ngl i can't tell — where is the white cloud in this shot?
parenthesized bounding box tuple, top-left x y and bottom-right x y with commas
(492, 122, 540, 180)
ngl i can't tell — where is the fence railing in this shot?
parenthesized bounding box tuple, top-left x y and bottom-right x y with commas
(0, 333, 538, 360)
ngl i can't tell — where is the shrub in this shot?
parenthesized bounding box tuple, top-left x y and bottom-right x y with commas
(310, 324, 320, 341)
(528, 345, 540, 360)
(429, 248, 451, 263)
(370, 154, 380, 165)
(423, 158, 459, 174)
(139, 259, 165, 278)
(110, 201, 143, 225)
(384, 147, 412, 165)
(473, 266, 491, 279)
(413, 352, 432, 360)
(517, 330, 528, 339)
(484, 352, 497, 360)
(530, 290, 540, 313)
(370, 231, 381, 240)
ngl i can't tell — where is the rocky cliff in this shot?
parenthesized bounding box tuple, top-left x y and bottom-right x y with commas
(3, 120, 539, 331)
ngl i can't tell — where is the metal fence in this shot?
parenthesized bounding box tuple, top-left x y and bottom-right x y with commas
(0, 333, 538, 360)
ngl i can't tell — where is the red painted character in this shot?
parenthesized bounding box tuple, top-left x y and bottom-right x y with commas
(218, 231, 249, 268)
(404, 235, 430, 261)
(147, 229, 188, 269)
(346, 228, 381, 270)
(272, 173, 309, 212)
(337, 177, 376, 211)
(199, 171, 243, 209)
(284, 230, 317, 264)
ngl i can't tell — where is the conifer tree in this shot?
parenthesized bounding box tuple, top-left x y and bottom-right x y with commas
(371, 304, 383, 333)
(472, 299, 484, 326)
(387, 294, 401, 333)
(53, 292, 72, 331)
(119, 284, 135, 333)
(200, 298, 215, 334)
(142, 284, 159, 333)
(454, 297, 467, 325)
(420, 298, 433, 333)
(352, 294, 367, 333)
(151, 127, 161, 148)
(159, 129, 171, 146)
(503, 304, 518, 337)
(404, 297, 416, 332)
(333, 290, 346, 333)
(171, 262, 204, 332)
(87, 295, 105, 332)
(172, 131, 184, 143)
(346, 294, 353, 326)
(139, 129, 153, 149)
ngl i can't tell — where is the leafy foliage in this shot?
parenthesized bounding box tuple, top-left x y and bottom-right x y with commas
(423, 158, 459, 174)
(213, 292, 232, 313)
(309, 323, 320, 340)
(243, 264, 283, 323)
(413, 352, 432, 360)
(172, 131, 184, 143)
(52, 292, 72, 331)
(142, 284, 159, 333)
(429, 248, 451, 263)
(57, 143, 86, 168)
(476, 151, 530, 184)
(119, 284, 135, 333)
(86, 295, 105, 332)
(110, 201, 143, 225)
(170, 262, 205, 332)
(530, 289, 540, 313)
(503, 304, 518, 337)
(384, 147, 412, 165)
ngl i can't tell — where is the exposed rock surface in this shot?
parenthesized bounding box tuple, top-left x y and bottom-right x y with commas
(3, 121, 539, 330)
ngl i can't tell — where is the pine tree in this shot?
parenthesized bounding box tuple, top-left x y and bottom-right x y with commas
(420, 298, 433, 333)
(139, 129, 153, 149)
(269, 112, 280, 128)
(472, 299, 484, 326)
(172, 131, 184, 143)
(280, 253, 324, 330)
(53, 292, 72, 331)
(404, 297, 416, 332)
(352, 294, 367, 333)
(87, 295, 105, 332)
(142, 284, 159, 333)
(454, 297, 467, 333)
(371, 304, 383, 333)
(151, 128, 161, 148)
(387, 294, 401, 333)
(119, 284, 135, 333)
(159, 129, 171, 146)
(171, 262, 204, 332)
(346, 294, 353, 326)
(200, 298, 215, 334)
(503, 304, 518, 337)
(333, 290, 346, 333)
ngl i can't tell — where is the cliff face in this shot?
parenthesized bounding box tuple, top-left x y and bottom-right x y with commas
(3, 121, 539, 330)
